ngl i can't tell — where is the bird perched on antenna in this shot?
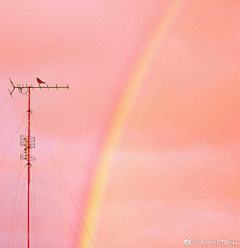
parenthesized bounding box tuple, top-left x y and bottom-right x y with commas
(37, 78, 46, 85)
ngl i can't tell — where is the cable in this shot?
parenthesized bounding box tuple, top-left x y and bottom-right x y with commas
(30, 189, 36, 247)
(32, 167, 83, 248)
(0, 167, 26, 209)
(32, 113, 97, 248)
(10, 117, 28, 247)
(32, 170, 38, 247)
(8, 160, 23, 248)
(0, 118, 28, 210)
(0, 111, 27, 167)
(11, 173, 27, 248)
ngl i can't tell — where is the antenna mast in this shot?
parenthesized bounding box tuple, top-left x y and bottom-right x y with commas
(9, 78, 69, 248)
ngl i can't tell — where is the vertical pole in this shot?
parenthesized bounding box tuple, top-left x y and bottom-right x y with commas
(27, 86, 30, 248)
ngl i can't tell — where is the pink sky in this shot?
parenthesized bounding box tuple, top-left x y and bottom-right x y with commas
(1, 0, 240, 247)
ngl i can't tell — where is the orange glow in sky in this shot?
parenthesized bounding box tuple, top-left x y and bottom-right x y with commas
(1, 0, 240, 247)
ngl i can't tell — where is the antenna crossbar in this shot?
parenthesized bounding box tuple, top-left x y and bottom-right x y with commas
(15, 86, 69, 89)
(8, 78, 69, 97)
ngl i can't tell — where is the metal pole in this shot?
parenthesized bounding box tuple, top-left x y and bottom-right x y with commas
(27, 86, 30, 248)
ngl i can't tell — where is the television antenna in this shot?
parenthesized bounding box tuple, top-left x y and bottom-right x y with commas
(8, 77, 69, 248)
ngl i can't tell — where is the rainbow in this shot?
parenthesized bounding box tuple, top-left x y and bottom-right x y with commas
(78, 0, 187, 247)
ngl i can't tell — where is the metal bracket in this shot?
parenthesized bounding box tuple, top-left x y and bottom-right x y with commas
(8, 78, 15, 97)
